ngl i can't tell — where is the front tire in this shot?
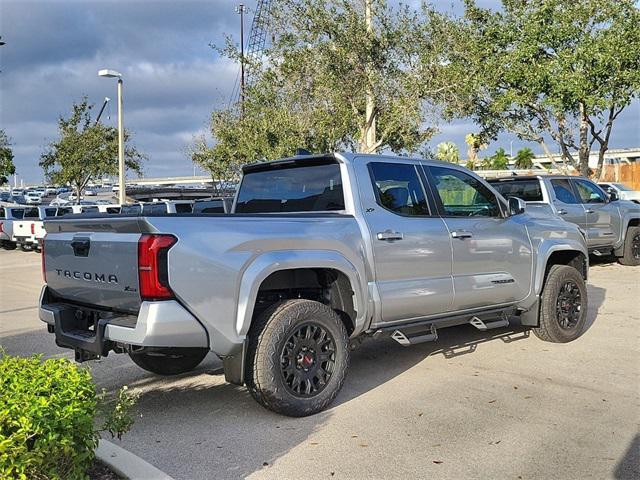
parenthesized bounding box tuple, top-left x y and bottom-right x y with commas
(533, 265, 588, 343)
(618, 226, 640, 266)
(246, 299, 349, 417)
(129, 348, 208, 375)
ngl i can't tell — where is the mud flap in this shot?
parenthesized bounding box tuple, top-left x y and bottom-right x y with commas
(518, 299, 540, 327)
(222, 341, 247, 385)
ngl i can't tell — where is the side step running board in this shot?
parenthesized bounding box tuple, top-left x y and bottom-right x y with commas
(469, 314, 510, 331)
(391, 324, 438, 346)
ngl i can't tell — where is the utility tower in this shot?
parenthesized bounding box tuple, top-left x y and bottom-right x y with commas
(246, 0, 272, 82)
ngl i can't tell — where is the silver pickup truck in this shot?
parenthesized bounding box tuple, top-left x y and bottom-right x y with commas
(40, 153, 590, 416)
(488, 175, 640, 265)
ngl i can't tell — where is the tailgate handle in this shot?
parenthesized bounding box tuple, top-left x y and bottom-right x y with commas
(70, 238, 91, 257)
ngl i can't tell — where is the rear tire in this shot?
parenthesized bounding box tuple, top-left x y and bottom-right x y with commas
(618, 226, 640, 266)
(129, 348, 208, 375)
(533, 265, 588, 343)
(245, 299, 349, 417)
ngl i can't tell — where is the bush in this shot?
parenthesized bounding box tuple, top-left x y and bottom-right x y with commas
(0, 354, 136, 479)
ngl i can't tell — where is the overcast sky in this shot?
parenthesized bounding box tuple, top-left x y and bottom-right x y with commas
(0, 0, 638, 184)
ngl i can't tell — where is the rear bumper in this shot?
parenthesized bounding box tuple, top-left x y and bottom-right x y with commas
(14, 235, 35, 244)
(39, 286, 208, 359)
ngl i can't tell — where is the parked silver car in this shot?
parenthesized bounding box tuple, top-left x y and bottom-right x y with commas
(598, 182, 640, 204)
(489, 175, 640, 265)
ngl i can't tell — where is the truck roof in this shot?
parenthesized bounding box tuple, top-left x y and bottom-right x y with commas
(487, 174, 581, 182)
(242, 152, 473, 173)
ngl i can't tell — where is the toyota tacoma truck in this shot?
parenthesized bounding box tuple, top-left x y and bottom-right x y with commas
(488, 175, 640, 265)
(40, 153, 590, 416)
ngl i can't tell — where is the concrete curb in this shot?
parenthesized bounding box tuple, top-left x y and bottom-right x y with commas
(96, 439, 175, 480)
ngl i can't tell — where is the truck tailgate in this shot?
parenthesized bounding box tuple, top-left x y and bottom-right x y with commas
(44, 226, 143, 312)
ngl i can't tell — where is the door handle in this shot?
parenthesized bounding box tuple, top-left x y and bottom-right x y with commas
(377, 230, 404, 241)
(585, 209, 595, 214)
(557, 209, 568, 215)
(451, 230, 473, 239)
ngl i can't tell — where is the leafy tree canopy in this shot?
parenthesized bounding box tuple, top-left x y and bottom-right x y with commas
(40, 98, 144, 203)
(0, 130, 16, 186)
(514, 147, 535, 169)
(194, 0, 452, 178)
(433, 0, 640, 176)
(436, 141, 460, 163)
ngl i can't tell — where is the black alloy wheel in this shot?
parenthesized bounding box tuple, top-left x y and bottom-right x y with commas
(280, 322, 336, 398)
(632, 232, 640, 260)
(555, 281, 582, 330)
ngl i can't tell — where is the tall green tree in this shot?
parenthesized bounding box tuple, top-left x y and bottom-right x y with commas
(436, 141, 460, 163)
(194, 0, 449, 176)
(0, 130, 16, 186)
(514, 147, 535, 169)
(488, 147, 509, 170)
(40, 99, 144, 203)
(433, 0, 640, 177)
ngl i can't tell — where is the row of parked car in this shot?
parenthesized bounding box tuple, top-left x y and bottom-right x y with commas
(0, 187, 72, 206)
(0, 197, 232, 251)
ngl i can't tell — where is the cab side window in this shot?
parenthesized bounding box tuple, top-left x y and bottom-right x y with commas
(429, 166, 501, 217)
(574, 179, 606, 204)
(369, 162, 430, 216)
(550, 179, 579, 204)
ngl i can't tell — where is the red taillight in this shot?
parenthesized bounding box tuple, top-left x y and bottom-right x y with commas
(0, 222, 3, 234)
(31, 223, 35, 234)
(138, 234, 177, 300)
(41, 234, 47, 282)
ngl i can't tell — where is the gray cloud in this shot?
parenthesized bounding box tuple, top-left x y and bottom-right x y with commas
(0, 0, 637, 184)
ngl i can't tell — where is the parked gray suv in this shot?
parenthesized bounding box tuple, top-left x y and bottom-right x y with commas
(489, 175, 640, 265)
(40, 153, 590, 416)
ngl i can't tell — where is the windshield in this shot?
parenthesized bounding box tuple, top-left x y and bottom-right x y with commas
(489, 179, 543, 202)
(611, 183, 633, 191)
(236, 162, 344, 213)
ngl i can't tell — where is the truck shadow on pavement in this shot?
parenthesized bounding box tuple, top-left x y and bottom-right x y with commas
(614, 434, 640, 479)
(0, 286, 606, 480)
(113, 284, 606, 479)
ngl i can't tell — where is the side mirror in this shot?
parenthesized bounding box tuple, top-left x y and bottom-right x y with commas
(508, 196, 526, 216)
(608, 190, 619, 202)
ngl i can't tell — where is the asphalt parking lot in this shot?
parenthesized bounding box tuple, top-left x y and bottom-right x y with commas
(1, 248, 638, 480)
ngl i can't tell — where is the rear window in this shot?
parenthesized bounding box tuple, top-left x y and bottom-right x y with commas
(0, 207, 5, 219)
(175, 203, 193, 214)
(193, 200, 225, 214)
(236, 163, 344, 213)
(120, 205, 142, 215)
(56, 207, 73, 216)
(490, 179, 543, 202)
(142, 203, 167, 214)
(10, 209, 25, 219)
(24, 208, 39, 218)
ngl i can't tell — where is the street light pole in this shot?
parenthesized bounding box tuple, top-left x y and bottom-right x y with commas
(116, 79, 125, 205)
(98, 69, 126, 204)
(236, 3, 247, 118)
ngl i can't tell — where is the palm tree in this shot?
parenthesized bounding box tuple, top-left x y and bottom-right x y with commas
(514, 147, 535, 169)
(490, 148, 509, 170)
(436, 141, 460, 163)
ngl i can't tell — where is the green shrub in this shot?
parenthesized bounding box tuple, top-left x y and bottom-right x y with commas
(0, 354, 136, 480)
